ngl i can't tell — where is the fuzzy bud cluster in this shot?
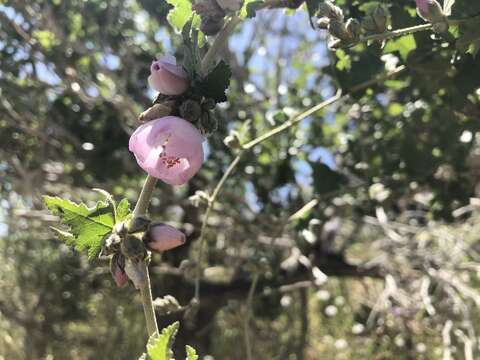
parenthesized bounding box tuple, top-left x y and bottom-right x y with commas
(106, 216, 187, 288)
(315, 3, 389, 49)
(193, 0, 244, 36)
(361, 6, 388, 35)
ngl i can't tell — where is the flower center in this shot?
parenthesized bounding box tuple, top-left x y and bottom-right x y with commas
(158, 133, 181, 169)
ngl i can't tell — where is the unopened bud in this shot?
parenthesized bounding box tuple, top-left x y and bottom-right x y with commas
(432, 21, 448, 33)
(372, 6, 388, 33)
(316, 17, 330, 30)
(328, 20, 350, 42)
(188, 190, 210, 207)
(346, 18, 362, 41)
(126, 215, 151, 234)
(318, 1, 343, 21)
(416, 0, 445, 23)
(199, 111, 218, 136)
(202, 98, 216, 110)
(138, 102, 174, 122)
(121, 234, 147, 260)
(193, 0, 225, 17)
(145, 224, 186, 252)
(103, 233, 122, 255)
(110, 253, 128, 287)
(153, 295, 182, 315)
(184, 298, 200, 328)
(223, 131, 242, 149)
(216, 0, 243, 12)
(200, 16, 225, 36)
(179, 99, 203, 122)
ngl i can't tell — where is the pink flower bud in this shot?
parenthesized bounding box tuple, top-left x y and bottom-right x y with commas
(129, 116, 204, 185)
(416, 0, 444, 23)
(110, 255, 128, 287)
(148, 55, 188, 95)
(147, 224, 186, 252)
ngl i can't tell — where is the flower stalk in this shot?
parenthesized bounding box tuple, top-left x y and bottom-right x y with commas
(133, 175, 159, 337)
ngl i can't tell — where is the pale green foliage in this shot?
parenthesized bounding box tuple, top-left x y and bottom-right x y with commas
(185, 346, 198, 360)
(44, 196, 115, 259)
(166, 0, 195, 33)
(142, 322, 199, 360)
(147, 322, 179, 360)
(43, 195, 131, 259)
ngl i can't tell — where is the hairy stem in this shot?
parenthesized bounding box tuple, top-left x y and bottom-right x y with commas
(133, 175, 159, 337)
(201, 15, 241, 74)
(140, 259, 159, 337)
(133, 175, 157, 217)
(194, 151, 244, 299)
(344, 15, 480, 49)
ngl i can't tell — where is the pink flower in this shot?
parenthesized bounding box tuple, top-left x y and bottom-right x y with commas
(129, 116, 204, 185)
(148, 55, 188, 95)
(146, 224, 186, 252)
(416, 0, 444, 22)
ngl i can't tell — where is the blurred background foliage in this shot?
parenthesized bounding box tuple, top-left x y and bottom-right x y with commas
(1, 0, 480, 359)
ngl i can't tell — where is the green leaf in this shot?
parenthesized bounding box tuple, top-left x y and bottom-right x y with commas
(116, 198, 132, 222)
(147, 322, 180, 360)
(196, 60, 232, 103)
(383, 34, 416, 61)
(32, 30, 58, 51)
(241, 0, 263, 18)
(44, 196, 115, 259)
(166, 0, 194, 32)
(185, 345, 198, 360)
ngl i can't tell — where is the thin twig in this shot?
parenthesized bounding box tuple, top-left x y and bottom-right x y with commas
(243, 273, 259, 360)
(194, 151, 245, 299)
(193, 65, 407, 300)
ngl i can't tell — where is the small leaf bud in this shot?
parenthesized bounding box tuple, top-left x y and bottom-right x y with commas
(346, 18, 362, 41)
(318, 1, 343, 21)
(138, 102, 174, 122)
(372, 6, 388, 33)
(316, 17, 331, 30)
(328, 20, 351, 42)
(179, 99, 203, 122)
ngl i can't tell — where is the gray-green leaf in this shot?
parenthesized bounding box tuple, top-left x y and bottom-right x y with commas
(185, 345, 198, 360)
(44, 196, 115, 259)
(147, 322, 180, 360)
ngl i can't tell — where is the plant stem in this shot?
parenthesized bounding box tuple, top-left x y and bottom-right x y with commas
(353, 24, 432, 47)
(244, 273, 259, 360)
(133, 174, 159, 337)
(201, 15, 241, 74)
(140, 259, 159, 337)
(194, 151, 244, 299)
(133, 175, 157, 217)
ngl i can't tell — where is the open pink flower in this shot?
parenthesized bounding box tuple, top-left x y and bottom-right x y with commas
(146, 224, 186, 252)
(129, 116, 204, 185)
(148, 55, 188, 95)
